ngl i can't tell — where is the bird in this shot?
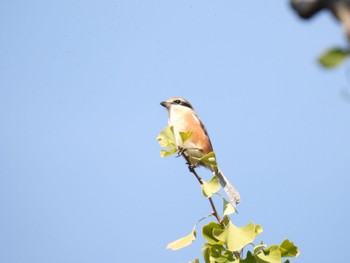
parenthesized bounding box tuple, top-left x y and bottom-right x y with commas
(160, 97, 240, 207)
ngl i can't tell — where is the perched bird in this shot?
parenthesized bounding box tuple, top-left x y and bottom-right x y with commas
(160, 97, 240, 207)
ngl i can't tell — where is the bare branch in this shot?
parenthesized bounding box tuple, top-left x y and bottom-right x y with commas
(181, 152, 223, 225)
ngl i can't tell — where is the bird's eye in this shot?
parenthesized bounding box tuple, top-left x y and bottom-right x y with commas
(174, 100, 181, 104)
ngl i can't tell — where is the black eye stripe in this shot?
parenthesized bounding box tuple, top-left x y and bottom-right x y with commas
(181, 101, 192, 108)
(172, 100, 192, 109)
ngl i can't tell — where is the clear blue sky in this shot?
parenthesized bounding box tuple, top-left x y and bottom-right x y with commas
(1, 1, 350, 262)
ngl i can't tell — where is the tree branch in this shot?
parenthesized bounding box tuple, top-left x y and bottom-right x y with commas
(181, 152, 223, 225)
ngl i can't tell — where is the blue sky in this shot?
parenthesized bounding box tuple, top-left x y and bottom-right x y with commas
(1, 1, 350, 262)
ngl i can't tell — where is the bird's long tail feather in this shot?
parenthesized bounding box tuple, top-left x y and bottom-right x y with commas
(214, 168, 240, 207)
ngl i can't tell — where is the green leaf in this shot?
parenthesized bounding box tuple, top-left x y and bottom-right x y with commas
(202, 176, 220, 198)
(279, 239, 300, 258)
(223, 198, 236, 216)
(157, 126, 177, 157)
(160, 148, 177, 157)
(318, 48, 348, 68)
(254, 244, 267, 255)
(264, 245, 279, 253)
(157, 126, 175, 147)
(241, 251, 258, 263)
(189, 259, 200, 263)
(221, 215, 230, 226)
(166, 228, 196, 250)
(180, 131, 193, 144)
(207, 245, 236, 263)
(255, 224, 263, 236)
(198, 152, 218, 167)
(213, 221, 260, 252)
(202, 222, 223, 244)
(223, 250, 237, 262)
(256, 245, 281, 263)
(209, 244, 223, 258)
(210, 254, 234, 263)
(202, 247, 211, 263)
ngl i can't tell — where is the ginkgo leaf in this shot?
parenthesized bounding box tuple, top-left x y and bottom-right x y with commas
(221, 215, 230, 226)
(255, 224, 263, 236)
(166, 228, 196, 251)
(157, 126, 176, 148)
(254, 244, 267, 255)
(202, 222, 223, 245)
(202, 176, 220, 198)
(213, 222, 260, 252)
(157, 126, 177, 157)
(198, 152, 218, 167)
(202, 247, 210, 263)
(160, 148, 177, 158)
(279, 239, 300, 258)
(240, 251, 256, 263)
(256, 245, 281, 263)
(179, 131, 193, 144)
(223, 198, 236, 216)
(210, 252, 235, 263)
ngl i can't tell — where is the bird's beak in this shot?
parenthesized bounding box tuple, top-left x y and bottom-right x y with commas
(160, 101, 170, 108)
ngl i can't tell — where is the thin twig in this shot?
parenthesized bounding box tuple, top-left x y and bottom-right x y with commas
(181, 152, 223, 225)
(234, 251, 241, 260)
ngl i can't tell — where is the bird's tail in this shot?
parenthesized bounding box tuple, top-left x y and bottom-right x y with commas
(213, 168, 240, 207)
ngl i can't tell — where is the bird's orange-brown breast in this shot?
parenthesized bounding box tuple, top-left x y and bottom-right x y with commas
(178, 109, 213, 155)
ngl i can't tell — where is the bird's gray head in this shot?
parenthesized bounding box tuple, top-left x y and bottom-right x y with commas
(160, 97, 193, 109)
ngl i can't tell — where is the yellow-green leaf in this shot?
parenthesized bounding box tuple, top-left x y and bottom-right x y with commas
(202, 222, 223, 244)
(180, 131, 193, 144)
(213, 222, 260, 252)
(202, 176, 220, 198)
(223, 198, 236, 216)
(279, 239, 300, 258)
(157, 126, 176, 148)
(254, 244, 267, 255)
(221, 215, 230, 226)
(157, 126, 177, 157)
(210, 254, 234, 263)
(318, 48, 348, 68)
(189, 259, 200, 263)
(241, 251, 256, 263)
(256, 246, 281, 263)
(166, 228, 196, 251)
(255, 224, 263, 236)
(198, 152, 217, 167)
(160, 148, 177, 158)
(202, 247, 210, 263)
